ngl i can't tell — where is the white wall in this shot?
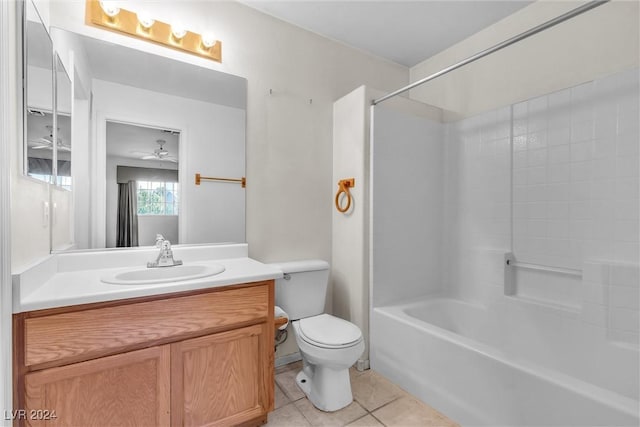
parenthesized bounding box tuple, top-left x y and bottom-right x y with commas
(332, 87, 442, 365)
(371, 104, 445, 307)
(48, 0, 408, 265)
(51, 187, 73, 250)
(72, 96, 91, 249)
(12, 116, 50, 273)
(16, 65, 53, 271)
(2, 1, 21, 419)
(331, 86, 369, 365)
(138, 216, 178, 247)
(410, 0, 639, 119)
(92, 79, 246, 247)
(26, 66, 52, 111)
(51, 27, 93, 97)
(31, 0, 50, 29)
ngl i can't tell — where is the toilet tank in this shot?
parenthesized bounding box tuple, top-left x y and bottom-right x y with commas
(269, 260, 329, 321)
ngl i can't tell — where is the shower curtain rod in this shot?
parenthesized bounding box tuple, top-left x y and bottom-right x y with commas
(372, 0, 610, 106)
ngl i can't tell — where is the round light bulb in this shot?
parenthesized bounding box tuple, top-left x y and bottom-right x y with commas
(171, 23, 187, 40)
(99, 0, 120, 18)
(137, 12, 155, 29)
(201, 33, 217, 48)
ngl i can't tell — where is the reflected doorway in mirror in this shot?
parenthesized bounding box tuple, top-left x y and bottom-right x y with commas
(106, 121, 180, 249)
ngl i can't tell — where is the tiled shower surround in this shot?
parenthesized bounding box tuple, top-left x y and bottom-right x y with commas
(371, 67, 639, 426)
(445, 67, 639, 343)
(512, 69, 639, 269)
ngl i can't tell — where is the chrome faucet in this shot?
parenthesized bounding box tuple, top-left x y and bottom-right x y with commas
(147, 234, 183, 268)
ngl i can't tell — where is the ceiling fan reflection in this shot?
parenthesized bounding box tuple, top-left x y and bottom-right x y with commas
(131, 139, 177, 163)
(28, 125, 71, 152)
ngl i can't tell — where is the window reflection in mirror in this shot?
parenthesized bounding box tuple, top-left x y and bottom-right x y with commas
(24, 0, 54, 183)
(106, 121, 180, 248)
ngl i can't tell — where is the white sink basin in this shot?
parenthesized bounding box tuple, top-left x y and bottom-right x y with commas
(101, 264, 225, 285)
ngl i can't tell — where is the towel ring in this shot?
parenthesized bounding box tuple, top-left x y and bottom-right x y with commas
(335, 178, 355, 213)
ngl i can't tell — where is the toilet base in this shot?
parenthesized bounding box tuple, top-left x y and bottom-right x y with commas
(296, 366, 353, 412)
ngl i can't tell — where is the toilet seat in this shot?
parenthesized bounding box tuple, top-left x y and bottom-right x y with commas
(297, 314, 363, 349)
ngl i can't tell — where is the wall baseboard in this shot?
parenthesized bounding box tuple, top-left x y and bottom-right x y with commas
(275, 352, 301, 368)
(356, 358, 370, 371)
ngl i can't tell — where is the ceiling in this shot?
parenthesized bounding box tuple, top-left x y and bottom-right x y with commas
(106, 121, 180, 165)
(27, 20, 53, 69)
(243, 1, 533, 67)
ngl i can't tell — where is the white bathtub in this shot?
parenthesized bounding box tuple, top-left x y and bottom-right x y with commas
(370, 297, 639, 426)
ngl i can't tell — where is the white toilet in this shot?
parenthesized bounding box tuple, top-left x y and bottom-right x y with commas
(270, 260, 364, 412)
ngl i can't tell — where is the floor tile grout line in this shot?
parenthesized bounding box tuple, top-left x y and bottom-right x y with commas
(293, 399, 317, 427)
(282, 401, 313, 427)
(368, 411, 388, 427)
(363, 394, 404, 414)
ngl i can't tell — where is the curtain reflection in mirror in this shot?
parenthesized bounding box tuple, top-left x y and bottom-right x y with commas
(116, 180, 138, 247)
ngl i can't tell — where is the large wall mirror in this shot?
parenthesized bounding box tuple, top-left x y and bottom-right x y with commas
(52, 28, 247, 251)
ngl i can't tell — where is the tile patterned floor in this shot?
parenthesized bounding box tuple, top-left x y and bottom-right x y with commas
(267, 361, 459, 427)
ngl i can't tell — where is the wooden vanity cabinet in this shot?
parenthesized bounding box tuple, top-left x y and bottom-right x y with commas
(14, 280, 275, 427)
(24, 345, 171, 427)
(171, 324, 271, 426)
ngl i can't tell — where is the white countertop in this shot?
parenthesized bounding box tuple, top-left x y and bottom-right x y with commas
(13, 244, 283, 313)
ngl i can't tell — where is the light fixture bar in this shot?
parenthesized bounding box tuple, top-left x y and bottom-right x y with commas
(85, 0, 222, 63)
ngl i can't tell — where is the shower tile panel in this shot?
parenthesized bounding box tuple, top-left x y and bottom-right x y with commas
(441, 68, 638, 338)
(512, 68, 639, 271)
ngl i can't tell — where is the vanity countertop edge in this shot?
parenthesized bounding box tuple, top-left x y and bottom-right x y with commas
(12, 243, 283, 313)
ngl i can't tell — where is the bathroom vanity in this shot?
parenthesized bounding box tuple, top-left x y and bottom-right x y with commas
(12, 244, 282, 426)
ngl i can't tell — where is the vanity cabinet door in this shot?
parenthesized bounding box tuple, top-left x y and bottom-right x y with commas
(24, 345, 170, 427)
(171, 323, 273, 427)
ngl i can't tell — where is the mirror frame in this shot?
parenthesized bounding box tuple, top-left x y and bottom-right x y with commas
(52, 51, 72, 190)
(50, 52, 74, 251)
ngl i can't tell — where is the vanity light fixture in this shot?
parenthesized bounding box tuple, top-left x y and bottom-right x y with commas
(98, 0, 120, 18)
(201, 33, 217, 49)
(136, 12, 155, 30)
(85, 0, 222, 63)
(171, 23, 187, 41)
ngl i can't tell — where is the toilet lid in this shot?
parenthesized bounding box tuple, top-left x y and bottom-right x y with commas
(298, 314, 362, 348)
